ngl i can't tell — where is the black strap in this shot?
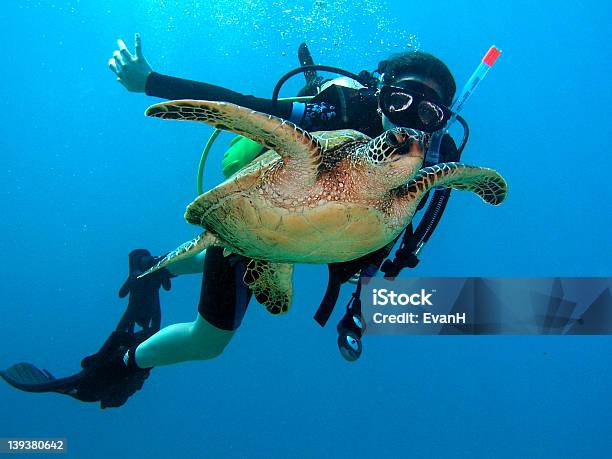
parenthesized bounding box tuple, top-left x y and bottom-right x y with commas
(349, 279, 363, 313)
(314, 263, 355, 326)
(380, 223, 419, 278)
(314, 241, 394, 327)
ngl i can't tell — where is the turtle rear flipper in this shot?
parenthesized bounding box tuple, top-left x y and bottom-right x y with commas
(244, 260, 294, 314)
(145, 100, 323, 184)
(399, 162, 508, 207)
(139, 232, 224, 278)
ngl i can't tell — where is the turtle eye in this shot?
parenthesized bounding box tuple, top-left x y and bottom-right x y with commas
(385, 130, 402, 147)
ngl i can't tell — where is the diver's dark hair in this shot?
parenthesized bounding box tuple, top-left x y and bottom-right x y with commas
(378, 51, 456, 106)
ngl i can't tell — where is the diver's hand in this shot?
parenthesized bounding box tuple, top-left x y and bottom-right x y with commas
(108, 33, 152, 93)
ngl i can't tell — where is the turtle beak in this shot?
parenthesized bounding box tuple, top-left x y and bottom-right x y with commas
(386, 128, 428, 158)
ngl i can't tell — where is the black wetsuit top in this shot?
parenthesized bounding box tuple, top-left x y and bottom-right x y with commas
(145, 72, 458, 330)
(147, 72, 382, 135)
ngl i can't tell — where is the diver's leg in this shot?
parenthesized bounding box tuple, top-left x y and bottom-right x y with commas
(133, 247, 251, 368)
(135, 314, 234, 367)
(166, 249, 207, 276)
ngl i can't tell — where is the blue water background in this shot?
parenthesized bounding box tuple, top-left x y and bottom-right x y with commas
(1, 0, 611, 457)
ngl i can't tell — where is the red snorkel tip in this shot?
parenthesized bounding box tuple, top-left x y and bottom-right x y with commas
(483, 46, 502, 66)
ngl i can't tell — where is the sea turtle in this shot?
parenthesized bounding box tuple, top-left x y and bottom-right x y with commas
(141, 100, 507, 314)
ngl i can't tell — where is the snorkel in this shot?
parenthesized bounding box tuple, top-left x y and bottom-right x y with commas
(426, 45, 502, 164)
(452, 46, 502, 117)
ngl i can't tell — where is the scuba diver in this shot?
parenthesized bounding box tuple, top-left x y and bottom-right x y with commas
(2, 33, 497, 408)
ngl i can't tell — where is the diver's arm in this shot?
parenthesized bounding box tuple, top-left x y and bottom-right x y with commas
(144, 72, 294, 119)
(108, 33, 295, 119)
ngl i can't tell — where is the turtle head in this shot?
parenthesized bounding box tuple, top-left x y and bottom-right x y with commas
(361, 127, 429, 190)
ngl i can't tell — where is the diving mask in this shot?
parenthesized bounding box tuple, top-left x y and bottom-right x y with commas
(377, 81, 453, 133)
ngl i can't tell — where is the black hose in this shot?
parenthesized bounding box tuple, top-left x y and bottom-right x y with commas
(272, 65, 375, 111)
(413, 188, 452, 247)
(456, 114, 470, 155)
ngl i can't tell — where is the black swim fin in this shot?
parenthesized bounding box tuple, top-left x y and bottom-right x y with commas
(0, 363, 86, 397)
(1, 330, 153, 408)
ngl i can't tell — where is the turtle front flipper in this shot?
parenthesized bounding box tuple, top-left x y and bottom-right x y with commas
(145, 100, 323, 184)
(243, 260, 294, 314)
(398, 162, 508, 208)
(138, 232, 224, 278)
